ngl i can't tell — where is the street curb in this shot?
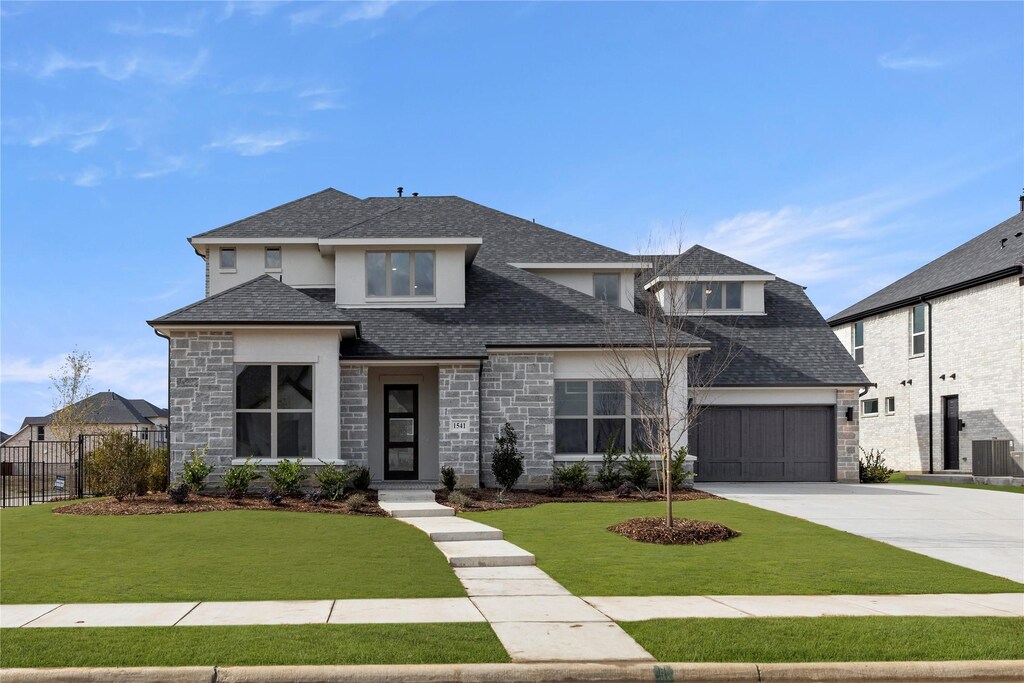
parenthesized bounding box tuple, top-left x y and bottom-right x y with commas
(2, 661, 1023, 682)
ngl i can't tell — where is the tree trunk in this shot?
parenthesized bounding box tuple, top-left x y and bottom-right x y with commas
(665, 452, 673, 527)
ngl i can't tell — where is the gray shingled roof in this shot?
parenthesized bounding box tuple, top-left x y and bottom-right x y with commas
(674, 277, 870, 387)
(21, 392, 164, 427)
(650, 245, 772, 279)
(828, 212, 1024, 325)
(130, 399, 168, 419)
(192, 188, 362, 239)
(150, 275, 359, 326)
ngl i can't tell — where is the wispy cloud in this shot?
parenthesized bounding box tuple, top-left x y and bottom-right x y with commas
(12, 49, 208, 85)
(289, 1, 396, 27)
(4, 118, 114, 151)
(2, 350, 168, 406)
(298, 86, 345, 111)
(69, 166, 106, 187)
(108, 9, 206, 37)
(134, 154, 192, 180)
(878, 48, 949, 72)
(206, 129, 308, 156)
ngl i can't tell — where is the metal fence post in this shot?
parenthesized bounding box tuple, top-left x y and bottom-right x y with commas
(28, 440, 34, 505)
(78, 434, 85, 498)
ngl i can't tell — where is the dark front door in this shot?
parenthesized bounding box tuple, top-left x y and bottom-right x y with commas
(384, 384, 418, 480)
(942, 395, 961, 470)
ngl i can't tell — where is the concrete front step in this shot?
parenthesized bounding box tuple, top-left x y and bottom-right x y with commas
(377, 490, 455, 518)
(434, 540, 536, 568)
(402, 516, 504, 542)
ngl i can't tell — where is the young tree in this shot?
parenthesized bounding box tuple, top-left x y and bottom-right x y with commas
(605, 238, 738, 527)
(48, 348, 93, 449)
(491, 421, 524, 494)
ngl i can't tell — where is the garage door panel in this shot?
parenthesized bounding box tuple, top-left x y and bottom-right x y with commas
(748, 462, 785, 480)
(702, 461, 743, 481)
(742, 409, 784, 461)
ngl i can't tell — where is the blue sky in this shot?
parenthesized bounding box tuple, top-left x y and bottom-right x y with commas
(1, 1, 1021, 433)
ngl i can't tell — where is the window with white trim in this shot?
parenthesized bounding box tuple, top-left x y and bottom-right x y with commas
(593, 273, 621, 307)
(853, 321, 864, 365)
(685, 282, 742, 311)
(862, 398, 878, 416)
(235, 364, 313, 459)
(885, 397, 895, 415)
(554, 379, 662, 454)
(219, 248, 236, 271)
(265, 247, 282, 271)
(366, 251, 435, 297)
(911, 304, 926, 356)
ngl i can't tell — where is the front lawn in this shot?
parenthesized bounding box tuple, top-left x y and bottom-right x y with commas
(0, 624, 509, 668)
(465, 500, 1023, 596)
(890, 472, 1024, 494)
(0, 503, 464, 603)
(621, 617, 1024, 662)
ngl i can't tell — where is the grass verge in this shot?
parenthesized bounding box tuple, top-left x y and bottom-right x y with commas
(0, 623, 509, 668)
(621, 617, 1024, 662)
(0, 504, 463, 603)
(465, 500, 1023, 595)
(890, 472, 1023, 494)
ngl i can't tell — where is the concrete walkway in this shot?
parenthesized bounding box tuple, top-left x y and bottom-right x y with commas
(378, 489, 653, 662)
(703, 482, 1024, 583)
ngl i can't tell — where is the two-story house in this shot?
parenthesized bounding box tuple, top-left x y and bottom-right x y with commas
(149, 188, 866, 487)
(828, 204, 1024, 476)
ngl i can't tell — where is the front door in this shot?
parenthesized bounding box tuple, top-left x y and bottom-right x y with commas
(942, 395, 960, 470)
(384, 384, 418, 480)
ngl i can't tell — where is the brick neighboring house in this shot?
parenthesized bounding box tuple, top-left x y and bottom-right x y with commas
(828, 206, 1024, 474)
(149, 188, 866, 487)
(2, 392, 169, 448)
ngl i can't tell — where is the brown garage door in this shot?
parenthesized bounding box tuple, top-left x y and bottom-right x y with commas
(690, 406, 836, 482)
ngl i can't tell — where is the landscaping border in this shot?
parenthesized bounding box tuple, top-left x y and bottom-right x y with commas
(3, 660, 1023, 682)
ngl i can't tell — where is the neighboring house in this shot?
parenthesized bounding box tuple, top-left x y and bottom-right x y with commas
(828, 205, 1024, 474)
(647, 246, 869, 482)
(1, 392, 169, 447)
(149, 188, 864, 486)
(0, 432, 10, 446)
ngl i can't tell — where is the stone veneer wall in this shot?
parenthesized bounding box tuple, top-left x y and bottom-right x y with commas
(480, 353, 555, 487)
(438, 364, 481, 486)
(836, 388, 860, 482)
(169, 332, 234, 483)
(339, 365, 369, 467)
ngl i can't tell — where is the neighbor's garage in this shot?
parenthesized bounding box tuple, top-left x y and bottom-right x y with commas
(689, 406, 836, 482)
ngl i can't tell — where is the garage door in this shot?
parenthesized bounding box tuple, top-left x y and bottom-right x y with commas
(690, 406, 835, 482)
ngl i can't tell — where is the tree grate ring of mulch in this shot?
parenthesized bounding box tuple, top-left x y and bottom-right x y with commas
(608, 516, 740, 545)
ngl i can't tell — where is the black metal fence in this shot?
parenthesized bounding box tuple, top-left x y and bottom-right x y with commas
(0, 427, 169, 508)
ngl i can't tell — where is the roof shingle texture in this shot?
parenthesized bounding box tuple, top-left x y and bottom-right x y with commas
(828, 212, 1024, 324)
(22, 392, 165, 427)
(651, 245, 772, 278)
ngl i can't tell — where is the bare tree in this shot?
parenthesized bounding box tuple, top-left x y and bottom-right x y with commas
(605, 235, 739, 527)
(48, 348, 93, 449)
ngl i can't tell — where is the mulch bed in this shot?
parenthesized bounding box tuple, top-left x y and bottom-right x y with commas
(436, 487, 718, 512)
(53, 491, 386, 517)
(608, 516, 740, 545)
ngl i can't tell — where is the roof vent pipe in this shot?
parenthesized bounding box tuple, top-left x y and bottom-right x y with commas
(397, 187, 404, 197)
(1019, 188, 1023, 213)
(412, 192, 419, 197)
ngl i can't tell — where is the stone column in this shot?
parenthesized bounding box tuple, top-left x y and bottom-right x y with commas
(438, 363, 481, 487)
(339, 365, 369, 468)
(836, 388, 860, 482)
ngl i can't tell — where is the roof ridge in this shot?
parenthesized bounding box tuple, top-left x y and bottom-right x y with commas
(322, 205, 404, 239)
(191, 188, 357, 239)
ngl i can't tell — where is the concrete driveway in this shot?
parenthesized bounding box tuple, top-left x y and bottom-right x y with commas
(701, 482, 1024, 584)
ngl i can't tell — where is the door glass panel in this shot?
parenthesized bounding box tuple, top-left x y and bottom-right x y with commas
(388, 447, 415, 472)
(236, 413, 271, 459)
(389, 417, 415, 442)
(388, 389, 415, 414)
(277, 365, 313, 409)
(277, 413, 313, 459)
(236, 365, 271, 409)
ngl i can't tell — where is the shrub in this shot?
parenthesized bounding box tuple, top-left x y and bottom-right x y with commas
(167, 482, 190, 504)
(87, 431, 151, 501)
(146, 448, 170, 494)
(548, 483, 565, 498)
(615, 482, 633, 498)
(349, 466, 372, 491)
(346, 492, 368, 512)
(447, 490, 473, 508)
(316, 461, 349, 501)
(223, 457, 261, 499)
(669, 446, 693, 491)
(860, 447, 895, 483)
(491, 422, 524, 492)
(622, 449, 653, 490)
(267, 458, 309, 497)
(306, 489, 324, 505)
(182, 447, 214, 492)
(553, 460, 590, 492)
(263, 488, 284, 506)
(440, 465, 458, 493)
(596, 444, 625, 491)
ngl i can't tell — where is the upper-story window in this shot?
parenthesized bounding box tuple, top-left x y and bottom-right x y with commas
(219, 248, 236, 271)
(265, 247, 282, 271)
(593, 273, 621, 307)
(366, 251, 435, 298)
(911, 304, 926, 356)
(35, 426, 44, 440)
(685, 282, 742, 311)
(853, 321, 864, 365)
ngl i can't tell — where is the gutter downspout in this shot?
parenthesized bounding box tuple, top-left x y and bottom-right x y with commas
(922, 297, 934, 474)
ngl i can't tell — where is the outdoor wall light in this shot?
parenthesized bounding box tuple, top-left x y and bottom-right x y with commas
(846, 407, 854, 421)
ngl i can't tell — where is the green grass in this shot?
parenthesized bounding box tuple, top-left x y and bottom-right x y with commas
(0, 504, 464, 603)
(890, 472, 1024, 494)
(0, 624, 509, 668)
(465, 500, 1023, 596)
(621, 617, 1024, 662)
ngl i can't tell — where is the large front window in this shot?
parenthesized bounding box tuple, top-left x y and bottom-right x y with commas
(555, 379, 662, 454)
(235, 364, 313, 459)
(366, 251, 435, 297)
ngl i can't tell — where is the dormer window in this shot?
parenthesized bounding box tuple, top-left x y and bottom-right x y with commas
(686, 282, 742, 311)
(366, 251, 435, 297)
(593, 273, 620, 307)
(219, 248, 236, 271)
(265, 247, 282, 271)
